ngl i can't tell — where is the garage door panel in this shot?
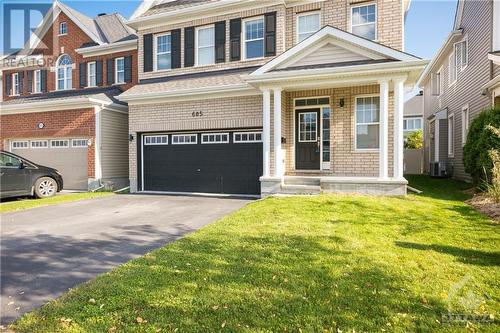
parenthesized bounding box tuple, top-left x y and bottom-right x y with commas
(143, 133, 262, 195)
(11, 139, 88, 190)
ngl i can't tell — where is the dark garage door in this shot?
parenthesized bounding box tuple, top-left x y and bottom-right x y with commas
(142, 131, 263, 195)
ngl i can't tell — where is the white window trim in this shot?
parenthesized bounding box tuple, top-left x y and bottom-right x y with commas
(50, 139, 70, 149)
(462, 104, 469, 146)
(171, 134, 198, 145)
(11, 140, 28, 149)
(448, 113, 454, 157)
(33, 69, 42, 93)
(354, 94, 380, 151)
(242, 16, 265, 61)
(56, 54, 72, 91)
(448, 52, 457, 87)
(115, 57, 125, 84)
(144, 135, 169, 145)
(403, 116, 423, 132)
(201, 133, 229, 144)
(350, 2, 377, 41)
(298, 111, 318, 143)
(87, 61, 97, 87)
(437, 66, 443, 97)
(72, 139, 88, 148)
(11, 73, 19, 96)
(30, 140, 48, 149)
(195, 24, 215, 67)
(59, 21, 67, 36)
(153, 32, 172, 72)
(455, 36, 468, 72)
(296, 11, 321, 44)
(233, 131, 263, 143)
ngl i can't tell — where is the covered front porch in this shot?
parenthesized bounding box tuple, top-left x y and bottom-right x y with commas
(242, 26, 428, 196)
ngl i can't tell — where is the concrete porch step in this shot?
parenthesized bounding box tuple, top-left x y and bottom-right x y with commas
(284, 176, 321, 186)
(280, 184, 321, 195)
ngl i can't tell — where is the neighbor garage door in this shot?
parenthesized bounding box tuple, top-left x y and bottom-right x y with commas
(142, 131, 262, 195)
(10, 138, 88, 190)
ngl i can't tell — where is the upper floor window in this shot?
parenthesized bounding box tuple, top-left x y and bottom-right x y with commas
(431, 68, 442, 96)
(115, 57, 125, 84)
(403, 117, 423, 137)
(88, 62, 96, 87)
(33, 69, 42, 93)
(155, 33, 171, 70)
(11, 73, 20, 95)
(448, 53, 457, 85)
(454, 39, 468, 71)
(56, 54, 72, 90)
(59, 21, 67, 35)
(355, 96, 380, 150)
(196, 25, 215, 66)
(243, 17, 264, 59)
(297, 12, 321, 43)
(351, 4, 376, 40)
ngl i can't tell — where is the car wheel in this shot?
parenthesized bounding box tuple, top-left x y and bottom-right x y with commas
(34, 177, 58, 198)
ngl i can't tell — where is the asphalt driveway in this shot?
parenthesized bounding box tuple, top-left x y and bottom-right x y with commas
(0, 194, 252, 325)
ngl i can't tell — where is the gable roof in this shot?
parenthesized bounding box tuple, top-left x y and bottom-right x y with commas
(17, 1, 136, 56)
(251, 25, 421, 76)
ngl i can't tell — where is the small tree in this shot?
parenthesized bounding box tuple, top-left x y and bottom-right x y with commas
(404, 130, 423, 149)
(463, 108, 500, 185)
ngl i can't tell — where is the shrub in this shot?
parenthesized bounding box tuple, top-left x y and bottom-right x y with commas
(463, 108, 500, 185)
(404, 130, 423, 149)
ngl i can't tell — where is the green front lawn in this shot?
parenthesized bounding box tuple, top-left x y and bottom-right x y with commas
(12, 176, 499, 332)
(0, 192, 114, 213)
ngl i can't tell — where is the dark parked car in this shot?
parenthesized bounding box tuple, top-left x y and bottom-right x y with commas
(0, 150, 63, 199)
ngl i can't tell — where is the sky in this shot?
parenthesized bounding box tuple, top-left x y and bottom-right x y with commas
(1, 0, 458, 61)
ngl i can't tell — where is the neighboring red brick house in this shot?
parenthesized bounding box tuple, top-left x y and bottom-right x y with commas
(0, 0, 137, 190)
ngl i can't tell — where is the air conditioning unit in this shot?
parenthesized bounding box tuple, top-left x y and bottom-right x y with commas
(429, 162, 448, 178)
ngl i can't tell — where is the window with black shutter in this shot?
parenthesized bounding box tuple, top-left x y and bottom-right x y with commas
(79, 62, 87, 88)
(215, 21, 226, 63)
(264, 12, 276, 57)
(230, 18, 241, 61)
(171, 29, 181, 69)
(27, 70, 33, 93)
(18, 72, 24, 95)
(124, 56, 132, 83)
(143, 33, 153, 72)
(41, 69, 47, 92)
(96, 60, 103, 86)
(184, 27, 195, 67)
(106, 59, 114, 85)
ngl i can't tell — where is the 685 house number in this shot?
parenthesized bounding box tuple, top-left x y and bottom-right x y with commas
(192, 111, 204, 117)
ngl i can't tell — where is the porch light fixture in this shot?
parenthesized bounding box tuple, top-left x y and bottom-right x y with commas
(129, 134, 134, 142)
(339, 98, 345, 108)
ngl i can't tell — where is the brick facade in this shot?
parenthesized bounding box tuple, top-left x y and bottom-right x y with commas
(0, 109, 96, 177)
(137, 0, 404, 82)
(2, 12, 137, 101)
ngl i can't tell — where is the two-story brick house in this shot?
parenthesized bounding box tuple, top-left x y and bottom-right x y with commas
(120, 0, 428, 196)
(0, 0, 138, 190)
(418, 0, 500, 181)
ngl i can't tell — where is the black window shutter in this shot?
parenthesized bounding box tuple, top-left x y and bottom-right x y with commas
(230, 18, 241, 61)
(41, 69, 47, 92)
(18, 72, 24, 95)
(5, 73, 11, 96)
(124, 56, 133, 83)
(171, 29, 181, 69)
(264, 12, 276, 57)
(143, 33, 153, 72)
(184, 27, 195, 67)
(27, 70, 33, 93)
(215, 21, 226, 63)
(96, 60, 103, 86)
(106, 59, 114, 85)
(79, 62, 87, 88)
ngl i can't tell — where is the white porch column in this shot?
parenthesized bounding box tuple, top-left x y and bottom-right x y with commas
(273, 87, 283, 177)
(379, 80, 389, 179)
(393, 78, 406, 179)
(262, 88, 271, 177)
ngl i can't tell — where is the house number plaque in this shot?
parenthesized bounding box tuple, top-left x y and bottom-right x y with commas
(192, 111, 204, 117)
